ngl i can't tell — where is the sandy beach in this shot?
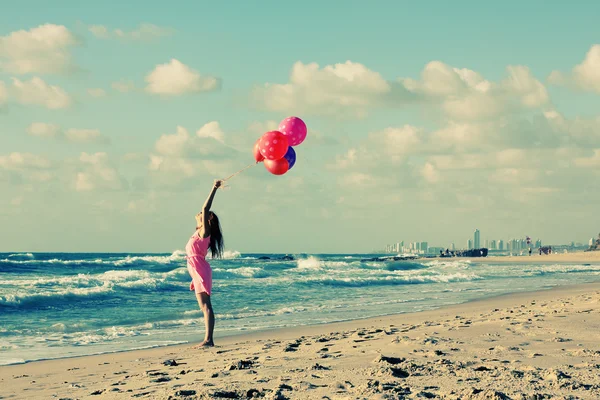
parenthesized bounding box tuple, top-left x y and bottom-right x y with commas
(1, 280, 599, 399)
(436, 251, 600, 265)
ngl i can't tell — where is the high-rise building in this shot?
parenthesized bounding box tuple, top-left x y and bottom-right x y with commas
(484, 239, 489, 248)
(535, 239, 542, 248)
(498, 240, 504, 250)
(451, 242, 455, 251)
(420, 242, 428, 253)
(397, 242, 404, 253)
(468, 239, 473, 249)
(490, 240, 497, 250)
(474, 229, 481, 249)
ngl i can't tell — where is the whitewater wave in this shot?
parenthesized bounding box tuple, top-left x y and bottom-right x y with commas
(296, 256, 352, 270)
(423, 260, 472, 269)
(113, 250, 186, 266)
(0, 268, 190, 308)
(297, 272, 482, 287)
(213, 267, 271, 278)
(7, 253, 34, 259)
(223, 250, 241, 259)
(0, 251, 187, 268)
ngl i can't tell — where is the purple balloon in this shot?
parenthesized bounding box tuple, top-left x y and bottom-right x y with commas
(283, 146, 296, 170)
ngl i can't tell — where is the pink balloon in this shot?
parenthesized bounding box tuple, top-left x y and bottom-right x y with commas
(278, 116, 307, 147)
(259, 131, 289, 160)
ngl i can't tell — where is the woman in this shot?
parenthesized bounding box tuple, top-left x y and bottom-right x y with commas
(186, 179, 224, 348)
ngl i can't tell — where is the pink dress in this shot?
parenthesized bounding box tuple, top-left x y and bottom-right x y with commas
(185, 232, 212, 295)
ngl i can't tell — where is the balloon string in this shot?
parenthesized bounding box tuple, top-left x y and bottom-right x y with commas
(222, 162, 258, 182)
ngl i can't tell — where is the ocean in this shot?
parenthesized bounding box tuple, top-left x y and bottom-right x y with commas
(1, 251, 599, 366)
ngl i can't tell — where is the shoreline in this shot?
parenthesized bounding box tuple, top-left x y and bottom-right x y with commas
(3, 276, 598, 368)
(421, 250, 600, 264)
(2, 281, 600, 398)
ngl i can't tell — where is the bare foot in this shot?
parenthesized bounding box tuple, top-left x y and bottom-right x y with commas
(192, 340, 214, 349)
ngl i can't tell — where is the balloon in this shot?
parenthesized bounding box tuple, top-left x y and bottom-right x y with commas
(283, 146, 296, 170)
(253, 139, 264, 162)
(264, 158, 289, 175)
(259, 131, 289, 160)
(278, 116, 307, 146)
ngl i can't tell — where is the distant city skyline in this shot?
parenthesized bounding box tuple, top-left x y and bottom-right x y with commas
(382, 226, 596, 254)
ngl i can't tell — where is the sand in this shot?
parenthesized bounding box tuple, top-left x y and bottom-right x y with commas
(2, 282, 600, 399)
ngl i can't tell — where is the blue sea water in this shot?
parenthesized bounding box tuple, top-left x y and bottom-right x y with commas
(1, 251, 600, 366)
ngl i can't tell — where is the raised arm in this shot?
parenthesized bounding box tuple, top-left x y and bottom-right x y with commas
(201, 179, 222, 230)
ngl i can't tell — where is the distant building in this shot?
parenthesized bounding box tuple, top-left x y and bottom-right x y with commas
(451, 242, 455, 251)
(498, 240, 504, 250)
(535, 239, 542, 248)
(490, 240, 497, 250)
(474, 229, 480, 249)
(428, 247, 444, 255)
(468, 239, 473, 249)
(420, 242, 428, 253)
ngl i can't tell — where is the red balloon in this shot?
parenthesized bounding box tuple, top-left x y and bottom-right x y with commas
(264, 158, 289, 175)
(259, 131, 289, 160)
(253, 139, 264, 162)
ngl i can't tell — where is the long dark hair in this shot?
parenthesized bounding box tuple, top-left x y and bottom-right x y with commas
(207, 211, 224, 259)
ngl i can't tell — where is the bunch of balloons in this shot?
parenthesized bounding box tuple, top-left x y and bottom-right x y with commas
(253, 116, 307, 176)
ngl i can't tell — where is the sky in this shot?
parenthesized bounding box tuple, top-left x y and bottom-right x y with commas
(1, 0, 600, 253)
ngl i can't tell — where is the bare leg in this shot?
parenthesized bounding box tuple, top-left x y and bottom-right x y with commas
(193, 292, 215, 348)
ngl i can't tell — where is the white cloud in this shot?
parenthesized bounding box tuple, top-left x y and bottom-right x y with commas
(0, 81, 7, 106)
(11, 196, 24, 206)
(89, 23, 173, 41)
(64, 129, 108, 144)
(375, 125, 422, 159)
(74, 172, 94, 191)
(0, 152, 55, 186)
(87, 88, 107, 98)
(0, 24, 80, 74)
(27, 122, 60, 138)
(155, 126, 191, 157)
(145, 59, 220, 95)
(548, 44, 600, 93)
(421, 162, 440, 183)
(503, 65, 549, 107)
(331, 125, 423, 171)
(147, 123, 242, 187)
(252, 61, 413, 117)
(74, 152, 124, 192)
(253, 60, 547, 120)
(153, 124, 233, 159)
(111, 80, 136, 93)
(11, 77, 71, 109)
(404, 62, 548, 120)
(404, 61, 476, 96)
(0, 152, 51, 170)
(26, 123, 108, 144)
(196, 121, 225, 142)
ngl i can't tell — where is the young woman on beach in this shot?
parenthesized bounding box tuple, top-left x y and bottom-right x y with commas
(186, 179, 224, 348)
